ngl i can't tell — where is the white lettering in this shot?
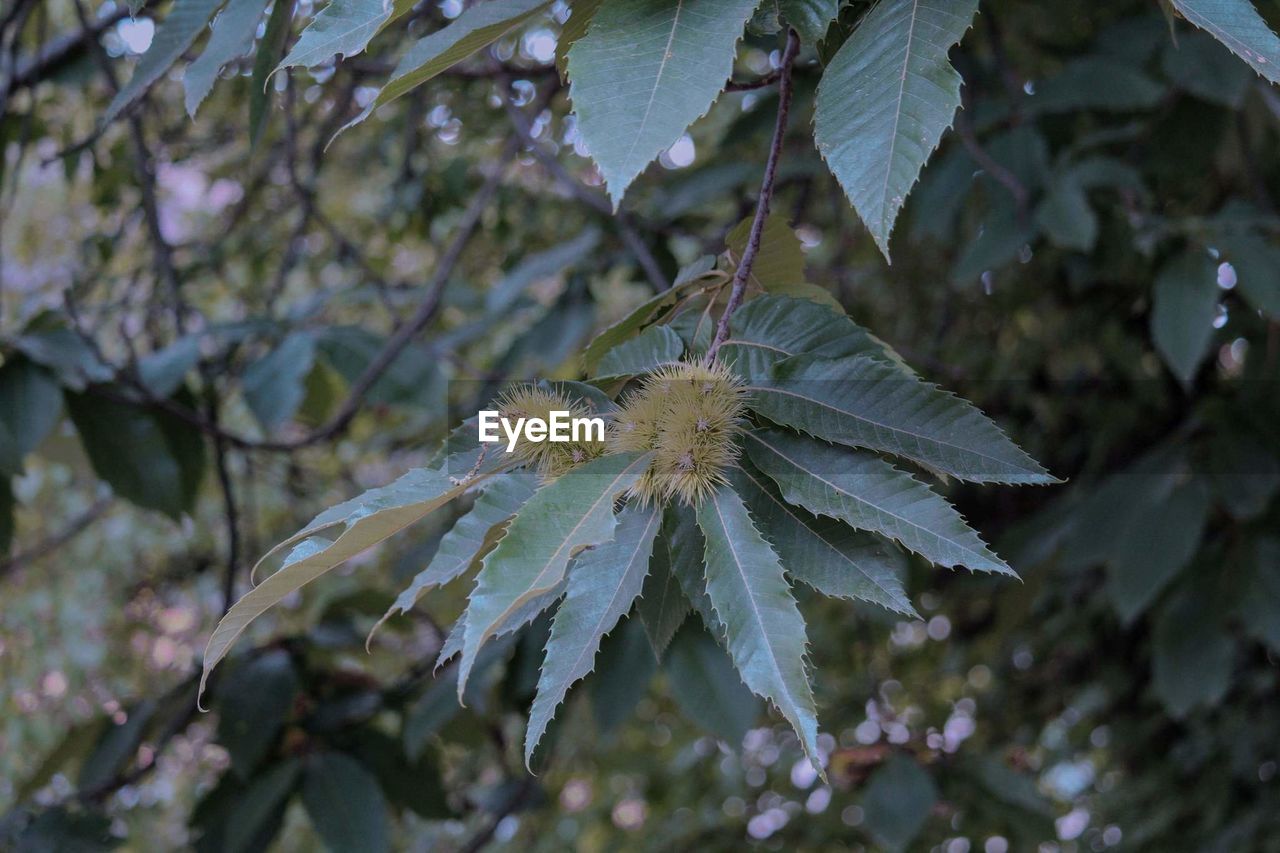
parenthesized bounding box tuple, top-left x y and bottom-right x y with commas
(549, 410, 569, 441)
(478, 410, 500, 443)
(478, 410, 606, 452)
(502, 417, 525, 453)
(573, 417, 605, 443)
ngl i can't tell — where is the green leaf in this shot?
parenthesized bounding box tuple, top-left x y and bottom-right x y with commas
(79, 700, 157, 791)
(725, 212, 804, 289)
(1106, 478, 1211, 623)
(695, 483, 821, 771)
(1207, 435, 1280, 520)
(588, 617, 657, 732)
(13, 327, 112, 390)
(1238, 538, 1280, 653)
(1218, 234, 1280, 317)
(14, 808, 114, 851)
(525, 503, 661, 764)
(635, 531, 691, 657)
(14, 718, 108, 804)
(215, 649, 298, 778)
(435, 582, 566, 671)
(949, 195, 1036, 287)
(747, 354, 1055, 484)
(1036, 172, 1098, 253)
(0, 478, 12, 555)
(301, 752, 390, 853)
(861, 755, 938, 850)
(317, 326, 443, 408)
(582, 274, 714, 372)
(720, 294, 889, 379)
(746, 429, 1011, 574)
(375, 470, 538, 638)
(664, 621, 761, 744)
(965, 756, 1055, 818)
(404, 676, 465, 760)
(249, 0, 297, 148)
(1167, 0, 1280, 85)
(1151, 580, 1234, 718)
(727, 459, 917, 613)
(278, 0, 412, 72)
(138, 337, 201, 397)
(224, 760, 301, 853)
(556, 0, 602, 79)
(1151, 253, 1220, 383)
(0, 423, 19, 479)
(487, 227, 601, 314)
(339, 0, 551, 134)
(65, 390, 205, 519)
(592, 325, 684, 381)
(1161, 29, 1254, 107)
(0, 358, 62, 458)
(724, 214, 842, 310)
(458, 451, 653, 695)
(814, 0, 980, 259)
(185, 0, 271, 117)
(1027, 57, 1165, 115)
(567, 0, 760, 206)
(102, 0, 227, 127)
(200, 443, 506, 699)
(405, 639, 512, 759)
(242, 331, 317, 432)
(350, 728, 450, 820)
(778, 0, 840, 46)
(664, 505, 723, 635)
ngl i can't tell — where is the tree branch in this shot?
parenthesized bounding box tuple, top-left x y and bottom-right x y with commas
(0, 497, 111, 579)
(92, 135, 518, 453)
(954, 89, 1029, 227)
(498, 77, 669, 292)
(708, 29, 801, 357)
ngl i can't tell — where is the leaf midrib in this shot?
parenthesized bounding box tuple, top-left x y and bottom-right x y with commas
(745, 362, 1032, 477)
(729, 462, 912, 611)
(558, 508, 658, 698)
(745, 431, 1000, 570)
(707, 491, 808, 719)
(877, 0, 922, 232)
(478, 453, 649, 637)
(620, 0, 685, 172)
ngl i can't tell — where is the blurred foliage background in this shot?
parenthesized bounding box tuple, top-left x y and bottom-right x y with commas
(1, 0, 1279, 850)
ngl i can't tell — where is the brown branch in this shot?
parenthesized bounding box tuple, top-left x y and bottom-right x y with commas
(0, 497, 111, 579)
(92, 136, 518, 453)
(2, 1, 132, 102)
(725, 69, 781, 92)
(458, 776, 538, 853)
(206, 390, 241, 617)
(70, 0, 187, 332)
(498, 76, 669, 292)
(954, 89, 1029, 227)
(708, 29, 801, 357)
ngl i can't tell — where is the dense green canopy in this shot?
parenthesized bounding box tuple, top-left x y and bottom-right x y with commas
(1, 0, 1278, 850)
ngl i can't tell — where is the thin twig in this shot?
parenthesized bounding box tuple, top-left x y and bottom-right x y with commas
(2, 0, 129, 103)
(498, 76, 669, 292)
(206, 389, 241, 616)
(86, 138, 517, 452)
(458, 776, 538, 853)
(725, 69, 781, 92)
(708, 29, 801, 357)
(954, 90, 1029, 228)
(0, 498, 111, 579)
(70, 0, 187, 332)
